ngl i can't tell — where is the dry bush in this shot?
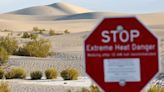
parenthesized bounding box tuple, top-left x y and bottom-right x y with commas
(0, 36, 18, 55)
(0, 47, 9, 64)
(30, 71, 42, 80)
(0, 81, 11, 92)
(49, 30, 56, 36)
(61, 68, 79, 80)
(0, 68, 4, 79)
(5, 67, 26, 79)
(45, 68, 58, 79)
(17, 39, 51, 57)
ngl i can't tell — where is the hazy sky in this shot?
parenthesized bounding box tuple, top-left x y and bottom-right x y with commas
(0, 0, 164, 13)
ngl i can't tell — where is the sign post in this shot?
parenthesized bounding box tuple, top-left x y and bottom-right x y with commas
(84, 17, 160, 92)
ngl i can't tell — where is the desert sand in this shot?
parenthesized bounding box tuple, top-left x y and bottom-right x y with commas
(0, 2, 164, 92)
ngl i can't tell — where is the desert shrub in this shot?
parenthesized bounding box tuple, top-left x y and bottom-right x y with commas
(11, 67, 26, 79)
(32, 27, 46, 34)
(147, 85, 158, 92)
(61, 68, 79, 80)
(39, 29, 46, 34)
(0, 68, 4, 79)
(16, 47, 28, 56)
(78, 85, 100, 92)
(21, 32, 38, 40)
(3, 29, 11, 32)
(68, 68, 79, 80)
(5, 71, 13, 79)
(80, 88, 90, 92)
(17, 39, 51, 57)
(0, 47, 9, 64)
(33, 27, 39, 32)
(45, 68, 58, 79)
(61, 70, 69, 80)
(0, 82, 11, 92)
(64, 29, 70, 34)
(90, 85, 100, 92)
(5, 67, 26, 79)
(0, 36, 18, 55)
(30, 33, 38, 40)
(30, 71, 42, 80)
(147, 85, 164, 92)
(49, 30, 56, 36)
(21, 32, 31, 38)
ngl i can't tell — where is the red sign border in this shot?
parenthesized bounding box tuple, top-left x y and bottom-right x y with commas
(83, 16, 161, 92)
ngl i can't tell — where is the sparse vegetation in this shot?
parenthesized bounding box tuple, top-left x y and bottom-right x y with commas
(32, 27, 46, 34)
(73, 85, 100, 92)
(148, 85, 158, 92)
(11, 67, 26, 79)
(30, 71, 43, 80)
(90, 85, 100, 92)
(0, 68, 4, 79)
(49, 30, 56, 36)
(33, 27, 39, 32)
(21, 32, 31, 38)
(45, 68, 58, 79)
(64, 29, 70, 34)
(39, 29, 46, 34)
(21, 32, 38, 40)
(5, 67, 26, 79)
(79, 88, 90, 92)
(0, 47, 9, 64)
(61, 68, 79, 80)
(17, 39, 51, 57)
(3, 29, 12, 32)
(0, 36, 18, 55)
(147, 85, 164, 92)
(0, 81, 11, 92)
(5, 71, 13, 79)
(30, 33, 38, 40)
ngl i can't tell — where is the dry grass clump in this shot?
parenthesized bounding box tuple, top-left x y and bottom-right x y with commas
(147, 85, 164, 92)
(61, 68, 79, 80)
(0, 81, 11, 92)
(0, 36, 18, 55)
(0, 47, 9, 64)
(5, 67, 26, 79)
(30, 71, 43, 80)
(17, 39, 51, 57)
(45, 68, 58, 79)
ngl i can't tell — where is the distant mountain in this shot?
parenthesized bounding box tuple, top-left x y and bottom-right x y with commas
(7, 2, 91, 16)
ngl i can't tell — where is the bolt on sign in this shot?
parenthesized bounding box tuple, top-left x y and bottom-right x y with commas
(84, 17, 160, 92)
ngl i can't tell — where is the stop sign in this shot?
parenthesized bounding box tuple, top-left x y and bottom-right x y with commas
(84, 17, 160, 92)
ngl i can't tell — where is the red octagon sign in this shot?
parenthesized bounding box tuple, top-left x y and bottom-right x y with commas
(84, 17, 159, 92)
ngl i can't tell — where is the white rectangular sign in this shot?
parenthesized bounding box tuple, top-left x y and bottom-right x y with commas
(104, 58, 141, 82)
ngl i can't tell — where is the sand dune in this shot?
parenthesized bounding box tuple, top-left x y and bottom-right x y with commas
(0, 2, 163, 33)
(48, 2, 91, 14)
(7, 6, 67, 16)
(7, 2, 91, 16)
(0, 11, 164, 33)
(55, 12, 127, 20)
(0, 12, 164, 33)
